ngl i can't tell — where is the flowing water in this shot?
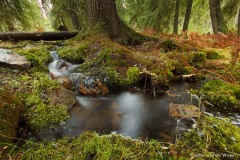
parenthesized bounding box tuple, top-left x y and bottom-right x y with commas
(47, 50, 239, 142)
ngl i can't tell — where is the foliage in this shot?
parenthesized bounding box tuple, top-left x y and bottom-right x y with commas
(27, 102, 69, 130)
(191, 52, 207, 67)
(57, 44, 87, 63)
(175, 115, 240, 159)
(0, 0, 43, 31)
(126, 66, 140, 85)
(200, 80, 240, 110)
(21, 132, 168, 159)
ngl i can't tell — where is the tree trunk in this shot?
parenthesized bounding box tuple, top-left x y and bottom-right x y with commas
(209, 0, 218, 34)
(182, 0, 193, 32)
(0, 32, 78, 41)
(69, 10, 81, 30)
(173, 0, 180, 34)
(87, 0, 144, 44)
(215, 0, 228, 33)
(238, 7, 240, 34)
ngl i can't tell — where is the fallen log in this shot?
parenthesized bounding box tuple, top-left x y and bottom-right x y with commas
(0, 31, 79, 41)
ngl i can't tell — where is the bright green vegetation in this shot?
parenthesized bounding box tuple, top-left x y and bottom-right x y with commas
(22, 132, 169, 159)
(200, 80, 240, 110)
(57, 44, 87, 63)
(176, 115, 240, 159)
(20, 115, 240, 159)
(27, 102, 69, 130)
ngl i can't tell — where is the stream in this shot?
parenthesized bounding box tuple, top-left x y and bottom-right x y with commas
(47, 50, 240, 142)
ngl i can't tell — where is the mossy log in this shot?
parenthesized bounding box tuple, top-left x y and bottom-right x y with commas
(0, 31, 79, 41)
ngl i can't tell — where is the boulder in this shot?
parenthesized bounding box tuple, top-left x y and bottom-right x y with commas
(0, 48, 31, 70)
(56, 76, 73, 90)
(48, 87, 76, 109)
(69, 73, 109, 96)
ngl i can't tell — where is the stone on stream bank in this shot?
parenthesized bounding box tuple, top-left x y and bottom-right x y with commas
(69, 73, 109, 96)
(0, 48, 31, 70)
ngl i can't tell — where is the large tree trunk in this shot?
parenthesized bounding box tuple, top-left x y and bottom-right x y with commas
(209, 0, 218, 34)
(87, 0, 144, 44)
(182, 0, 193, 32)
(69, 10, 81, 30)
(209, 0, 228, 34)
(238, 7, 240, 34)
(215, 0, 228, 33)
(173, 0, 180, 34)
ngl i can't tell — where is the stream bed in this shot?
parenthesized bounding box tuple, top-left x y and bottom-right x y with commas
(46, 50, 239, 142)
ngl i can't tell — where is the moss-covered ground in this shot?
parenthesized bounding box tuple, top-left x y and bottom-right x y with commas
(0, 32, 239, 159)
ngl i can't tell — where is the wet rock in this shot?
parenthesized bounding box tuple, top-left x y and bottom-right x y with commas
(0, 48, 31, 70)
(57, 60, 68, 70)
(69, 73, 109, 96)
(48, 87, 76, 109)
(56, 76, 73, 90)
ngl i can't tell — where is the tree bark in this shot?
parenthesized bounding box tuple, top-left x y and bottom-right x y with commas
(182, 0, 193, 32)
(0, 32, 78, 41)
(238, 7, 240, 34)
(215, 0, 228, 33)
(87, 0, 145, 44)
(173, 0, 180, 34)
(209, 0, 218, 34)
(69, 10, 81, 30)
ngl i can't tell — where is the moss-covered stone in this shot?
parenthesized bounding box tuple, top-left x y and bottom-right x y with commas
(175, 115, 240, 159)
(191, 52, 207, 67)
(159, 39, 179, 52)
(201, 80, 240, 110)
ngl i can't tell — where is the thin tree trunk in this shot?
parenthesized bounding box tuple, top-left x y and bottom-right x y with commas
(173, 0, 180, 34)
(209, 0, 218, 34)
(238, 7, 240, 34)
(215, 0, 228, 33)
(182, 0, 193, 32)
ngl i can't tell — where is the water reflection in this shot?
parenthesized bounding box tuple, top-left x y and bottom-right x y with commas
(63, 92, 185, 142)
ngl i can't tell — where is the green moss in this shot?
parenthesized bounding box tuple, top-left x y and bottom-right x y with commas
(57, 44, 87, 63)
(191, 52, 207, 67)
(126, 66, 140, 85)
(0, 90, 22, 144)
(27, 102, 69, 130)
(175, 115, 240, 159)
(15, 46, 52, 68)
(160, 39, 179, 52)
(205, 51, 220, 60)
(201, 80, 240, 110)
(22, 132, 169, 159)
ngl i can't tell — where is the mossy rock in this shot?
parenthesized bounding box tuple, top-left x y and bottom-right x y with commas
(57, 44, 87, 63)
(201, 80, 240, 110)
(175, 115, 240, 159)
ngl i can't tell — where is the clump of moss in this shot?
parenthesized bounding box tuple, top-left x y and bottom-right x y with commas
(22, 132, 169, 159)
(191, 52, 207, 67)
(201, 80, 240, 110)
(27, 102, 69, 130)
(126, 66, 140, 85)
(175, 115, 240, 159)
(15, 46, 52, 67)
(57, 44, 87, 63)
(205, 51, 220, 60)
(160, 39, 179, 52)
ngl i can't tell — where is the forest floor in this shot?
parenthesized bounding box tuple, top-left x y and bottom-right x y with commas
(0, 32, 240, 159)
